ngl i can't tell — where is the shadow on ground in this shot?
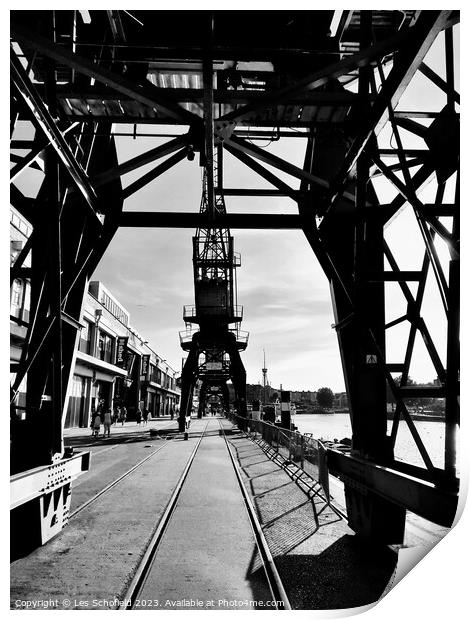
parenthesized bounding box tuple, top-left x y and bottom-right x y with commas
(65, 427, 222, 450)
(245, 536, 396, 610)
(230, 432, 397, 610)
(277, 536, 396, 609)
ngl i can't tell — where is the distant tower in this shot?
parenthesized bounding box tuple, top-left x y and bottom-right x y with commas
(262, 349, 268, 405)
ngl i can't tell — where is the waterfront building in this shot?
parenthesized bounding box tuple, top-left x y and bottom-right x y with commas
(10, 207, 32, 415)
(334, 393, 349, 409)
(10, 207, 180, 427)
(70, 281, 180, 427)
(290, 390, 318, 405)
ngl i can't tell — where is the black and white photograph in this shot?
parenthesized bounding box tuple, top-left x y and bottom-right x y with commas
(9, 6, 463, 615)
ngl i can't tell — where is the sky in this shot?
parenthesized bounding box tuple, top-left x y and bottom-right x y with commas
(91, 24, 459, 393)
(93, 135, 346, 390)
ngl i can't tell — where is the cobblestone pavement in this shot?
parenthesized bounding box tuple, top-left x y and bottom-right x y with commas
(228, 431, 397, 610)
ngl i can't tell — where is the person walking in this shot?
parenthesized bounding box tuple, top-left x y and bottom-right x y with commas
(136, 407, 142, 426)
(92, 412, 102, 438)
(103, 408, 112, 438)
(120, 406, 127, 426)
(170, 406, 175, 421)
(113, 405, 120, 426)
(142, 408, 149, 425)
(90, 409, 96, 436)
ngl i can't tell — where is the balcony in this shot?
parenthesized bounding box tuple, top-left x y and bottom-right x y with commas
(179, 327, 198, 351)
(229, 328, 249, 350)
(183, 304, 243, 324)
(183, 305, 198, 323)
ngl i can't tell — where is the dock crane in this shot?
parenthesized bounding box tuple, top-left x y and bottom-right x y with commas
(178, 159, 248, 432)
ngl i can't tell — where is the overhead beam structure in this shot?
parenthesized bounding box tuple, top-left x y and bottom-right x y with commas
(120, 212, 305, 229)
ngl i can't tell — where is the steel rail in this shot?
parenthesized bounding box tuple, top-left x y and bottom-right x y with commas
(218, 419, 292, 611)
(69, 441, 169, 519)
(122, 420, 211, 610)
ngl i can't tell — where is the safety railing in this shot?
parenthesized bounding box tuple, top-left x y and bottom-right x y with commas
(183, 304, 244, 322)
(228, 413, 329, 501)
(179, 328, 197, 347)
(229, 327, 249, 347)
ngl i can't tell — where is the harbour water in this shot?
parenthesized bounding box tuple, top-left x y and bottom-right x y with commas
(294, 413, 451, 471)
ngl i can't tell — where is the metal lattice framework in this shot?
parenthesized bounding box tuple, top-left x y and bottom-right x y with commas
(10, 10, 459, 542)
(178, 146, 248, 430)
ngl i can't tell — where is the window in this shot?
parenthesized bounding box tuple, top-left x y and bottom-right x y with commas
(79, 319, 92, 354)
(149, 364, 160, 384)
(11, 279, 25, 319)
(98, 329, 114, 363)
(23, 282, 31, 322)
(11, 279, 23, 308)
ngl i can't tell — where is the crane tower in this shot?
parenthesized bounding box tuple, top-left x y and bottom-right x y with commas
(178, 152, 248, 432)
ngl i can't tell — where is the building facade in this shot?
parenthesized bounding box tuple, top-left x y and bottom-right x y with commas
(10, 207, 32, 417)
(66, 281, 181, 428)
(11, 208, 180, 428)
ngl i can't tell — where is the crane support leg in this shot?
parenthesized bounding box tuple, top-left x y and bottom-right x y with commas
(221, 382, 230, 414)
(179, 337, 200, 432)
(226, 337, 247, 422)
(198, 380, 209, 418)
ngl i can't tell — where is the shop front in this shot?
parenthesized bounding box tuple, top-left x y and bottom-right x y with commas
(113, 337, 141, 420)
(65, 351, 128, 428)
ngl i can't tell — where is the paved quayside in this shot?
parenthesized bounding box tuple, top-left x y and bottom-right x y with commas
(11, 416, 400, 610)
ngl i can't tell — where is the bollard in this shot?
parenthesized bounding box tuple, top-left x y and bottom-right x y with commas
(184, 432, 188, 441)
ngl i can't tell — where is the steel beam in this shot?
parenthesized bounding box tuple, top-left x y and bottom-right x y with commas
(10, 143, 45, 182)
(419, 61, 460, 104)
(11, 23, 201, 126)
(107, 10, 127, 43)
(10, 50, 101, 223)
(93, 134, 189, 188)
(120, 212, 303, 229)
(10, 123, 79, 183)
(383, 239, 446, 383)
(223, 142, 299, 202)
(47, 84, 361, 106)
(327, 450, 458, 527)
(202, 14, 215, 216)
(347, 11, 389, 465)
(373, 157, 451, 311)
(178, 337, 200, 432)
(444, 258, 459, 484)
(394, 116, 429, 139)
(216, 25, 415, 125)
(328, 11, 452, 207)
(225, 136, 330, 191)
(122, 149, 188, 200)
(215, 188, 300, 198)
(10, 234, 34, 286)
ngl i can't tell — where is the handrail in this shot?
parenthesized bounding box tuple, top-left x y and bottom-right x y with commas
(227, 412, 330, 501)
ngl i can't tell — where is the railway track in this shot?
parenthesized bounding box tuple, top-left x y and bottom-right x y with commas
(70, 440, 170, 518)
(219, 420, 291, 610)
(69, 421, 189, 518)
(122, 417, 291, 611)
